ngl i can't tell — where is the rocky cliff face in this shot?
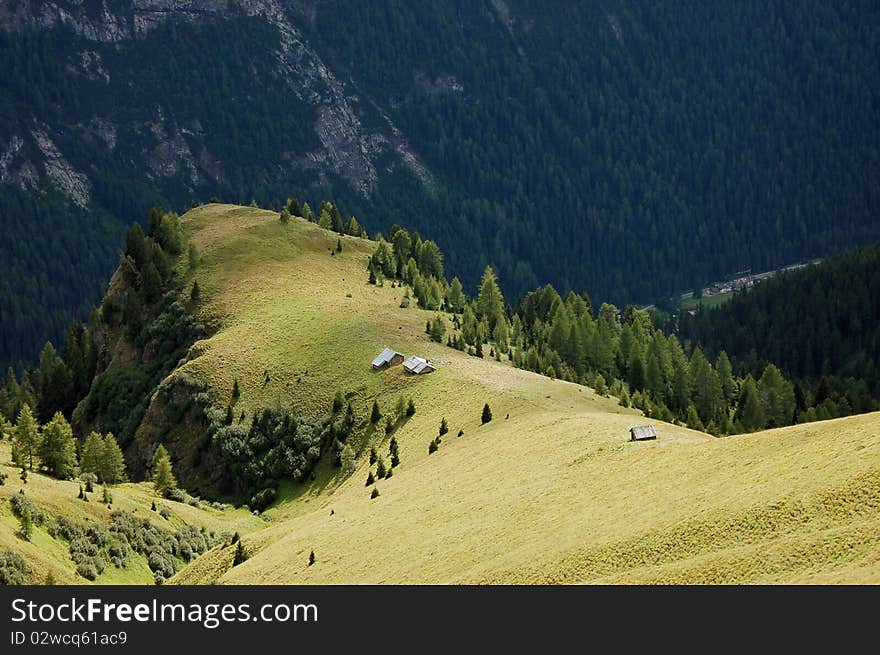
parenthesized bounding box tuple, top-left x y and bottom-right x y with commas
(0, 0, 429, 205)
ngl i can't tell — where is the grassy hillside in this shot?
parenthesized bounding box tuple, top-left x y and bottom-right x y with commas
(162, 205, 879, 584)
(0, 441, 262, 585)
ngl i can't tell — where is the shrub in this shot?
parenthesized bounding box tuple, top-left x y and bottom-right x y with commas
(0, 471, 7, 485)
(0, 550, 29, 584)
(365, 471, 375, 486)
(428, 439, 438, 454)
(158, 507, 171, 520)
(249, 488, 277, 513)
(48, 516, 84, 542)
(457, 429, 464, 437)
(370, 488, 380, 499)
(75, 561, 99, 581)
(406, 399, 416, 417)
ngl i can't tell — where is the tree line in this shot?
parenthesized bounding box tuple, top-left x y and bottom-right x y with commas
(369, 228, 876, 435)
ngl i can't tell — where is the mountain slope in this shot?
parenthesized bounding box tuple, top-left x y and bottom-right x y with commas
(3, 0, 880, 368)
(155, 205, 878, 584)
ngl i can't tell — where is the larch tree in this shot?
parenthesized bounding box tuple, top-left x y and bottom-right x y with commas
(152, 444, 177, 497)
(13, 404, 40, 471)
(38, 412, 78, 479)
(100, 433, 127, 484)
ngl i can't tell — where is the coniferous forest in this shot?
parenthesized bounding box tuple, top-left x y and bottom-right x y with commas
(2, 1, 880, 369)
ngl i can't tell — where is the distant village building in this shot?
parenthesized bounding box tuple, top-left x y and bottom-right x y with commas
(630, 425, 657, 441)
(402, 356, 436, 375)
(372, 348, 404, 370)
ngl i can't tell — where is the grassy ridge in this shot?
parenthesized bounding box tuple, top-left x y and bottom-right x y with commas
(168, 205, 879, 584)
(5, 204, 876, 584)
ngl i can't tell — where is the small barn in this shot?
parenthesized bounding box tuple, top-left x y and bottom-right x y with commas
(372, 348, 404, 370)
(402, 355, 436, 375)
(630, 425, 657, 441)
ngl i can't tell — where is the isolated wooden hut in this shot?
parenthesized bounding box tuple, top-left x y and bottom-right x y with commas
(630, 425, 657, 441)
(402, 355, 436, 375)
(372, 347, 404, 369)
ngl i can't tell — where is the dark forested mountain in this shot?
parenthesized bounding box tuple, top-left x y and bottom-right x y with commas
(2, 0, 880, 369)
(681, 243, 880, 402)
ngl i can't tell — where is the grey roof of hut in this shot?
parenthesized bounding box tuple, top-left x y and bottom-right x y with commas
(402, 355, 436, 374)
(372, 347, 402, 368)
(630, 425, 657, 441)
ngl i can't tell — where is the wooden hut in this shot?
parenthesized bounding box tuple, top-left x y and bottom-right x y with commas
(372, 348, 404, 369)
(402, 356, 436, 375)
(629, 425, 657, 441)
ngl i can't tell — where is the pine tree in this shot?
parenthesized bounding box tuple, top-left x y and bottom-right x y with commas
(38, 412, 77, 478)
(308, 550, 315, 566)
(336, 238, 343, 253)
(13, 404, 40, 471)
(366, 471, 375, 486)
(376, 458, 387, 479)
(428, 439, 438, 454)
(439, 417, 448, 436)
(151, 445, 177, 498)
(481, 403, 493, 424)
(370, 487, 380, 499)
(280, 207, 291, 224)
(369, 446, 378, 465)
(190, 280, 201, 303)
